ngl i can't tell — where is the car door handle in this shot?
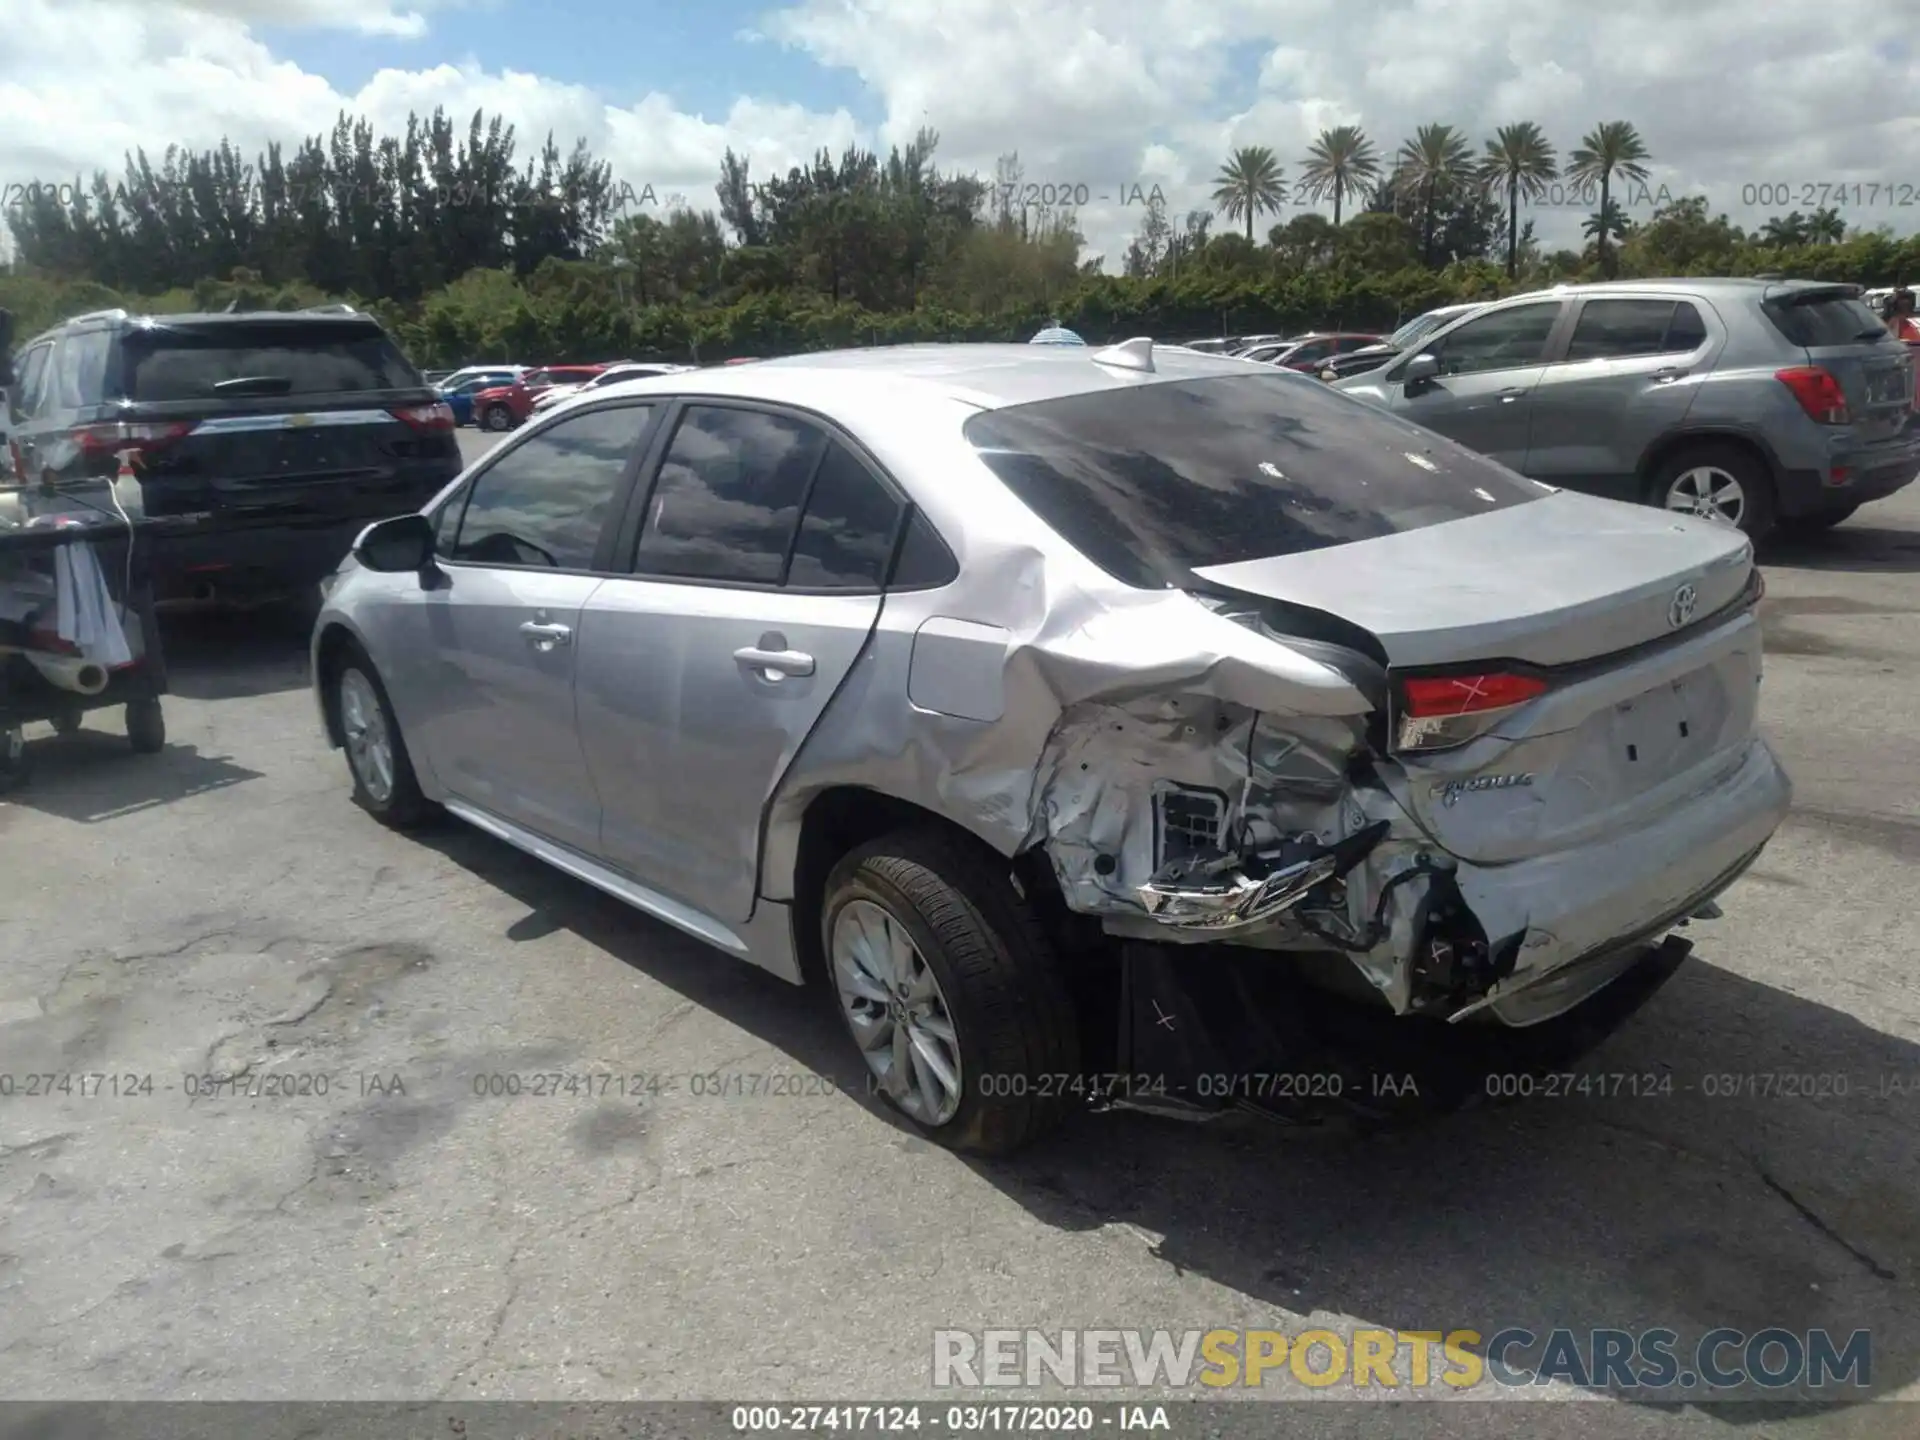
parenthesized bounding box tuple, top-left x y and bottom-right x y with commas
(1499, 387, 1528, 402)
(1650, 367, 1688, 383)
(519, 620, 572, 648)
(734, 645, 815, 678)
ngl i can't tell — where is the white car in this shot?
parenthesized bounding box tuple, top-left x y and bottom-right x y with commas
(531, 363, 698, 414)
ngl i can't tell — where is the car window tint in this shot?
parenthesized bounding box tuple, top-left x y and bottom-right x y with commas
(1764, 293, 1884, 347)
(1665, 302, 1708, 350)
(12, 343, 52, 418)
(1566, 299, 1690, 360)
(787, 442, 902, 589)
(121, 321, 418, 401)
(50, 331, 110, 408)
(965, 373, 1545, 588)
(634, 406, 826, 583)
(891, 509, 959, 589)
(1430, 302, 1560, 376)
(1290, 341, 1333, 362)
(449, 404, 651, 570)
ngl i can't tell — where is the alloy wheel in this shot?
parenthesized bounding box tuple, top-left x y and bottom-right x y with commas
(831, 898, 963, 1126)
(338, 668, 396, 803)
(1665, 465, 1747, 528)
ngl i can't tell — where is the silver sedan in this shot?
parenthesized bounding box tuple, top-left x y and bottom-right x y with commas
(312, 340, 1791, 1153)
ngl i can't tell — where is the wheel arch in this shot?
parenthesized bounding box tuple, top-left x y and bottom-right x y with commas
(1637, 425, 1785, 501)
(773, 784, 1055, 985)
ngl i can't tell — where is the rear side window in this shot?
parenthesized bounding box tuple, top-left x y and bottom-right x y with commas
(785, 442, 903, 590)
(634, 405, 826, 583)
(1565, 299, 1709, 360)
(11, 343, 52, 419)
(120, 322, 420, 402)
(964, 374, 1545, 589)
(1764, 293, 1885, 347)
(50, 330, 111, 408)
(449, 404, 652, 570)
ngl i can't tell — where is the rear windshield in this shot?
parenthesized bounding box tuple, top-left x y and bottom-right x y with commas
(120, 321, 421, 402)
(1764, 293, 1886, 348)
(963, 374, 1546, 590)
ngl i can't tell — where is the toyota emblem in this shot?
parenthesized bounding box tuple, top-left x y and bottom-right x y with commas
(1668, 582, 1698, 629)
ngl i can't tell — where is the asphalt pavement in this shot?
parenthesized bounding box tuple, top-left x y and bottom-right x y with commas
(0, 426, 1915, 1434)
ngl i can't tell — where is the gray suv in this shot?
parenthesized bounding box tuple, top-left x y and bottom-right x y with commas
(1332, 279, 1919, 539)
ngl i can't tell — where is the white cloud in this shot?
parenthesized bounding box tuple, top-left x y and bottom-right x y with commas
(2, 0, 1918, 276)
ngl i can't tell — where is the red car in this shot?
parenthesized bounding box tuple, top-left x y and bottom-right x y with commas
(1239, 333, 1386, 372)
(470, 365, 610, 431)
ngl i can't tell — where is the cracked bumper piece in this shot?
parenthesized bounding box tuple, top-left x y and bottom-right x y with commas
(1456, 736, 1792, 1027)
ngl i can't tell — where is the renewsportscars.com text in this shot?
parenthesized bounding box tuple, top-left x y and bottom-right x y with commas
(932, 1327, 1871, 1391)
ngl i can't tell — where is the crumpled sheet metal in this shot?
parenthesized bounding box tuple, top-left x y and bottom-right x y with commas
(759, 544, 1442, 1011)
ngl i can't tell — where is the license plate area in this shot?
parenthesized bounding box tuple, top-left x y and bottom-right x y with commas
(1610, 673, 1709, 775)
(1867, 365, 1909, 406)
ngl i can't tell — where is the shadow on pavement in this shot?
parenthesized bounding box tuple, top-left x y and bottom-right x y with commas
(1764, 521, 1920, 576)
(3, 727, 261, 822)
(419, 820, 1918, 1420)
(156, 604, 314, 701)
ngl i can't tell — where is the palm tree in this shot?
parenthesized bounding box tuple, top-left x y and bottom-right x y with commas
(1298, 125, 1380, 228)
(1391, 123, 1475, 266)
(1567, 121, 1651, 276)
(1210, 146, 1287, 243)
(1760, 212, 1810, 248)
(1807, 207, 1846, 244)
(1480, 122, 1557, 278)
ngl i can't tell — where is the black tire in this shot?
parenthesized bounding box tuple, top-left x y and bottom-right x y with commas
(482, 403, 514, 432)
(49, 707, 82, 736)
(126, 697, 166, 754)
(1778, 503, 1859, 536)
(327, 647, 439, 829)
(821, 828, 1082, 1156)
(1646, 442, 1777, 542)
(0, 726, 30, 793)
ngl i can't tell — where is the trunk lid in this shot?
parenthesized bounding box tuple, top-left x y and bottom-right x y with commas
(1192, 491, 1764, 863)
(1190, 488, 1753, 670)
(1764, 284, 1914, 444)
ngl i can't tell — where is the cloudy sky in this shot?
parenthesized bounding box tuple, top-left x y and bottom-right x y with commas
(3, 0, 1918, 270)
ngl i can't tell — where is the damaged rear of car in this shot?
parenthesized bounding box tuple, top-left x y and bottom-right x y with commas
(958, 367, 1790, 1128)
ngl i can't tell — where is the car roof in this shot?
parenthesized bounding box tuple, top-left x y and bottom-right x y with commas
(1501, 277, 1853, 303)
(27, 308, 386, 345)
(578, 341, 1297, 414)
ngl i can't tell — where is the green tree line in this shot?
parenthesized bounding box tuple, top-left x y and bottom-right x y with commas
(3, 109, 1915, 366)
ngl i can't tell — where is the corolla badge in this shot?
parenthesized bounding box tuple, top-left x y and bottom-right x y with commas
(1435, 773, 1535, 807)
(1668, 582, 1698, 629)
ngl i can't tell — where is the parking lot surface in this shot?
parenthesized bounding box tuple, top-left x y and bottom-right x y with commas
(0, 428, 1915, 1431)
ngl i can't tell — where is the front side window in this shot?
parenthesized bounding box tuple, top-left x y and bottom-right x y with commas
(448, 404, 653, 570)
(11, 343, 52, 420)
(633, 405, 827, 583)
(965, 373, 1545, 590)
(1426, 302, 1561, 376)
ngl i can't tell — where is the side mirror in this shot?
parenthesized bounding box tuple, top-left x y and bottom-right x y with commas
(1402, 352, 1440, 387)
(353, 513, 436, 574)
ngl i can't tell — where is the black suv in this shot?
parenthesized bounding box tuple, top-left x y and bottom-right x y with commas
(4, 308, 462, 601)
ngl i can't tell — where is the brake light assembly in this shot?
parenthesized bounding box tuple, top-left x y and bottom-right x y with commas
(390, 401, 456, 433)
(1392, 670, 1551, 754)
(69, 420, 196, 456)
(1775, 366, 1850, 425)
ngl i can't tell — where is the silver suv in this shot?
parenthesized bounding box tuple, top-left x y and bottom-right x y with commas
(1332, 279, 1919, 539)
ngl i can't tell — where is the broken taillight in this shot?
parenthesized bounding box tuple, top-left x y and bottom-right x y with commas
(1394, 671, 1550, 753)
